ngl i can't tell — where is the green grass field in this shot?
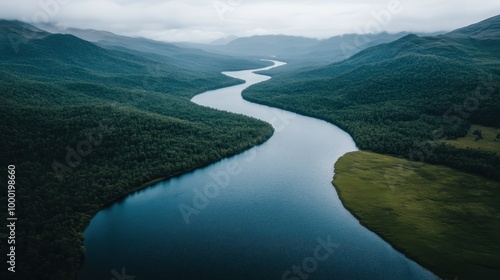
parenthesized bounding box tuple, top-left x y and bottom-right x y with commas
(333, 151, 500, 280)
(445, 124, 500, 154)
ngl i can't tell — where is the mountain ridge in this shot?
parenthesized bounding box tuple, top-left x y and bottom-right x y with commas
(0, 19, 274, 280)
(447, 14, 500, 39)
(244, 13, 500, 177)
(243, 15, 500, 277)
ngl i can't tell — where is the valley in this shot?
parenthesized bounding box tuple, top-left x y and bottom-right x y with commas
(1, 10, 499, 280)
(0, 20, 274, 279)
(243, 14, 500, 280)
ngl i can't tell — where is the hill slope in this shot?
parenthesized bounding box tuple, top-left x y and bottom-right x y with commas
(178, 32, 428, 65)
(0, 20, 273, 280)
(35, 23, 269, 72)
(243, 13, 500, 279)
(447, 14, 500, 39)
(244, 15, 500, 180)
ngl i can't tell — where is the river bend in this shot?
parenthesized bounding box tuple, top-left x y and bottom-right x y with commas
(80, 61, 437, 280)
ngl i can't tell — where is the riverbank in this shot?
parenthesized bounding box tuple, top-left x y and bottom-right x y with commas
(79, 63, 283, 279)
(333, 151, 500, 280)
(81, 61, 437, 280)
(100, 131, 273, 208)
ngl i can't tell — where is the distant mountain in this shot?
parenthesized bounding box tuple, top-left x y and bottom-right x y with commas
(36, 22, 122, 42)
(221, 35, 320, 57)
(298, 32, 415, 62)
(0, 19, 50, 53)
(34, 23, 270, 72)
(0, 19, 274, 280)
(179, 32, 440, 66)
(0, 19, 48, 38)
(447, 14, 500, 39)
(176, 34, 321, 61)
(302, 30, 500, 80)
(34, 22, 441, 66)
(209, 35, 238, 45)
(244, 14, 500, 180)
(244, 18, 500, 276)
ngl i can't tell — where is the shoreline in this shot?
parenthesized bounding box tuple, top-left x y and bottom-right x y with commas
(332, 151, 500, 280)
(332, 167, 443, 279)
(78, 132, 274, 276)
(100, 133, 273, 208)
(98, 61, 284, 209)
(242, 94, 447, 278)
(77, 63, 282, 276)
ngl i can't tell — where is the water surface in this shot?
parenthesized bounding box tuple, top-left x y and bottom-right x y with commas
(80, 61, 437, 280)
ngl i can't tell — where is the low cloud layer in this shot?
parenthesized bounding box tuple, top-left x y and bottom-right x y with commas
(1, 0, 500, 42)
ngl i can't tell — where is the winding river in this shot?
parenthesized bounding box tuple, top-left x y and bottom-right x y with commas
(80, 61, 437, 280)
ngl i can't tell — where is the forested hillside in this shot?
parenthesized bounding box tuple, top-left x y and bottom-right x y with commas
(178, 32, 426, 65)
(34, 24, 272, 73)
(0, 20, 272, 279)
(244, 15, 500, 180)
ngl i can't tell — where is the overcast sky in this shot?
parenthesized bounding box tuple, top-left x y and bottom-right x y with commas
(1, 0, 500, 43)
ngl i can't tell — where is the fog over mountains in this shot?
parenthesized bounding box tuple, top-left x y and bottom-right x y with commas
(32, 22, 441, 64)
(1, 8, 500, 280)
(2, 0, 500, 42)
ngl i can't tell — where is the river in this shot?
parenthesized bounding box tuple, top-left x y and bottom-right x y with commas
(80, 61, 438, 280)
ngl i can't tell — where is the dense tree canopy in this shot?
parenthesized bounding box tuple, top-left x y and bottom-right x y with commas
(244, 34, 500, 180)
(0, 21, 272, 279)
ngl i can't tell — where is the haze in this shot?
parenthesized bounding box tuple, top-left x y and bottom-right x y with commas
(1, 0, 500, 43)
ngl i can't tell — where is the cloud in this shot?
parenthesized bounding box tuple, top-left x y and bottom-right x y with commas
(0, 0, 499, 42)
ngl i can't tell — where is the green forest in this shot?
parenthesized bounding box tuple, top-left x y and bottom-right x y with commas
(244, 30, 500, 181)
(0, 21, 272, 279)
(243, 16, 500, 279)
(2, 14, 500, 280)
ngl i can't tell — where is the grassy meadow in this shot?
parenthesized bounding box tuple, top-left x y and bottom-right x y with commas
(445, 124, 500, 154)
(333, 151, 500, 279)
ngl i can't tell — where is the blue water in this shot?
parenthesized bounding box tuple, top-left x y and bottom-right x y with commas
(80, 61, 438, 280)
